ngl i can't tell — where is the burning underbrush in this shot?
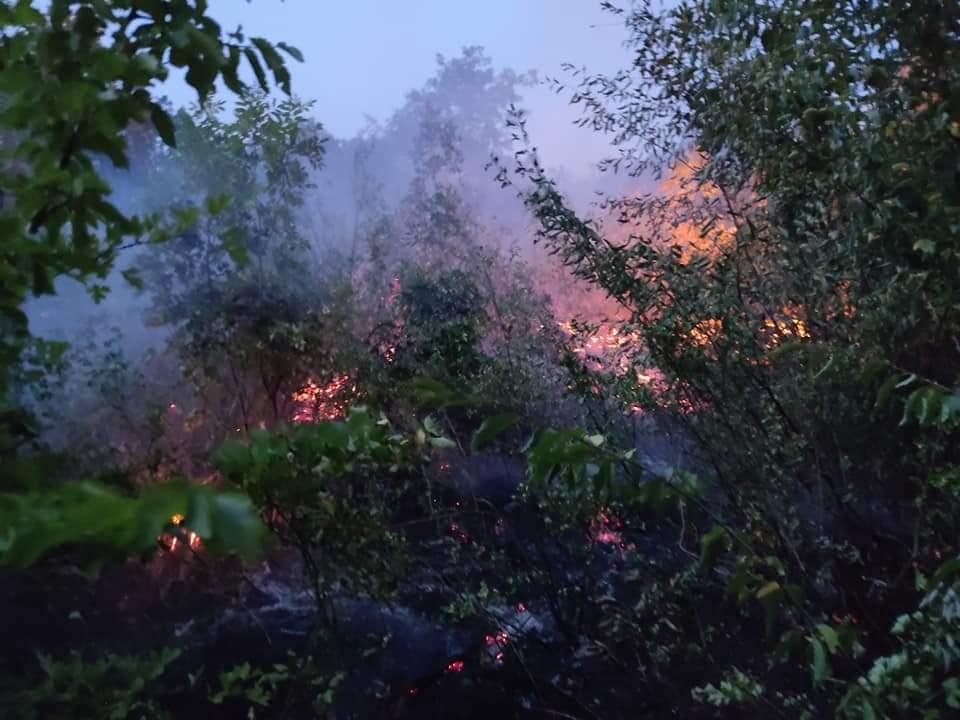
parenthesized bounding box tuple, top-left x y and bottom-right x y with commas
(289, 374, 356, 423)
(8, 126, 829, 720)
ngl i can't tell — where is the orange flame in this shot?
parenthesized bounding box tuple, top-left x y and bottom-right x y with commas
(162, 513, 201, 553)
(291, 374, 354, 422)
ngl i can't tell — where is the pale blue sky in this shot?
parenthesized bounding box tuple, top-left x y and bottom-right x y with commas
(163, 0, 632, 176)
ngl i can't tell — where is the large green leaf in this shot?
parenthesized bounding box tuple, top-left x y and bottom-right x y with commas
(0, 481, 265, 569)
(471, 414, 519, 452)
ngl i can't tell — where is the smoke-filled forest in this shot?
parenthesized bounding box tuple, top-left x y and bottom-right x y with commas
(1, 1, 959, 718)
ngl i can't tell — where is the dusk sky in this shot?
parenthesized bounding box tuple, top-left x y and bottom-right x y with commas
(163, 0, 633, 177)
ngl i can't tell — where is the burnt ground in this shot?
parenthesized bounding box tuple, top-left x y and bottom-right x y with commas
(0, 445, 718, 720)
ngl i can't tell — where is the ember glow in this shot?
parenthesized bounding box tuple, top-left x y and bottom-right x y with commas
(291, 374, 355, 422)
(162, 513, 201, 553)
(558, 319, 647, 380)
(590, 508, 624, 546)
(559, 320, 641, 369)
(687, 318, 723, 349)
(762, 313, 811, 347)
(557, 319, 667, 413)
(449, 522, 470, 543)
(483, 630, 510, 666)
(461, 146, 818, 424)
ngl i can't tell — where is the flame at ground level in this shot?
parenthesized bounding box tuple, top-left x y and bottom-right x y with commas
(161, 513, 201, 553)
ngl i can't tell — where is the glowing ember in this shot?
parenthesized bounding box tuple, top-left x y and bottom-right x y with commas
(291, 374, 354, 422)
(162, 513, 201, 553)
(483, 629, 510, 666)
(558, 320, 643, 371)
(382, 343, 397, 364)
(762, 313, 810, 348)
(688, 318, 723, 348)
(558, 320, 652, 394)
(590, 509, 625, 546)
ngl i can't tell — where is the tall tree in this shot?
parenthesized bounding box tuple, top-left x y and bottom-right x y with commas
(0, 0, 304, 398)
(499, 0, 960, 716)
(0, 0, 303, 564)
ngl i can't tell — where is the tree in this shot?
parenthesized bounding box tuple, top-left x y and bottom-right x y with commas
(498, 0, 960, 716)
(0, 0, 304, 398)
(0, 0, 304, 563)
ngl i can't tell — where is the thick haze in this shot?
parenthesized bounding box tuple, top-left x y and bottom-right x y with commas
(162, 0, 629, 180)
(27, 2, 640, 380)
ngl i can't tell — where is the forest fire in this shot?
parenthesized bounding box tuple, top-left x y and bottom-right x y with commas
(688, 319, 723, 348)
(161, 513, 201, 553)
(548, 147, 815, 416)
(291, 374, 355, 422)
(5, 2, 944, 718)
(762, 314, 811, 347)
(484, 630, 509, 665)
(590, 508, 624, 546)
(558, 320, 643, 373)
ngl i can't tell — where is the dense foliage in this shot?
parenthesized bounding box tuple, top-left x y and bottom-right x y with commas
(495, 0, 960, 716)
(4, 1, 960, 719)
(0, 0, 304, 568)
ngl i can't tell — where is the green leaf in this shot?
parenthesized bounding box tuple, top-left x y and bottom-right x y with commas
(251, 37, 290, 92)
(210, 493, 265, 561)
(187, 25, 226, 68)
(756, 581, 782, 637)
(943, 677, 960, 709)
(150, 103, 177, 147)
(408, 377, 479, 409)
(756, 580, 781, 600)
(773, 627, 805, 664)
(930, 555, 960, 588)
(277, 42, 304, 63)
(121, 266, 144, 290)
(875, 373, 900, 409)
(895, 373, 917, 389)
(243, 46, 269, 91)
(186, 488, 213, 539)
(471, 414, 519, 452)
(940, 394, 960, 423)
(0, 481, 265, 568)
(815, 623, 840, 654)
(428, 436, 457, 449)
(221, 226, 249, 265)
(700, 525, 731, 572)
(810, 637, 830, 687)
(204, 192, 232, 215)
(422, 416, 442, 436)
